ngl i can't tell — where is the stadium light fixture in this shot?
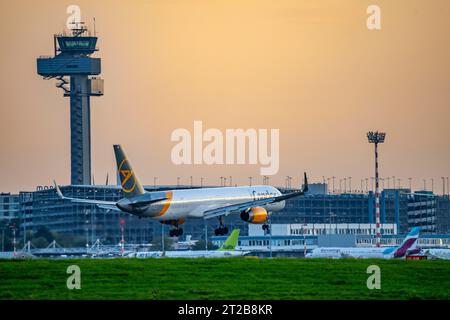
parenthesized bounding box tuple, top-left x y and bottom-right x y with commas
(367, 131, 386, 248)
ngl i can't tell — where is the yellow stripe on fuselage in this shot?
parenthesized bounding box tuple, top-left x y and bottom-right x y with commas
(158, 191, 173, 216)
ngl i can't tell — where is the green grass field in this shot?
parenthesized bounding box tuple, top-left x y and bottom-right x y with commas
(0, 258, 449, 300)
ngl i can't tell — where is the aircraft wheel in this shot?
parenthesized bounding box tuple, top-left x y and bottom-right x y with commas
(214, 228, 227, 236)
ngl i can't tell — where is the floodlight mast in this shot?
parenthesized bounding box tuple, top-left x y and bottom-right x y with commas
(367, 131, 386, 248)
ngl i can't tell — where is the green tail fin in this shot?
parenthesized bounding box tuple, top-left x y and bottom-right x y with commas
(113, 145, 145, 198)
(217, 229, 240, 251)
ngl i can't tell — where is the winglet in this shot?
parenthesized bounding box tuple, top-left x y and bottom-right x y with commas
(53, 180, 64, 199)
(303, 172, 308, 193)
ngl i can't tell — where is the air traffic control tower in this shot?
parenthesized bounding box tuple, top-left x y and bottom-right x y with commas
(37, 24, 103, 185)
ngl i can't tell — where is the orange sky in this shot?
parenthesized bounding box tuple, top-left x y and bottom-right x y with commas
(0, 0, 449, 193)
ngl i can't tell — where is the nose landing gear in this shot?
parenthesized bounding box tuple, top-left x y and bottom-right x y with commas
(262, 223, 270, 235)
(214, 226, 229, 236)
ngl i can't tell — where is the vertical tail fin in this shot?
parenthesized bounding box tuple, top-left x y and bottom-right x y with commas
(217, 229, 240, 251)
(113, 145, 145, 198)
(393, 227, 420, 258)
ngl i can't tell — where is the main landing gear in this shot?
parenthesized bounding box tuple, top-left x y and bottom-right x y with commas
(169, 227, 183, 237)
(214, 216, 229, 236)
(262, 213, 271, 235)
(161, 219, 185, 237)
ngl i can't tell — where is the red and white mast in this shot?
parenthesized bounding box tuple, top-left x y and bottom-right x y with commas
(367, 131, 386, 248)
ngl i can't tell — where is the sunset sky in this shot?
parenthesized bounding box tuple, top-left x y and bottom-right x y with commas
(0, 0, 449, 193)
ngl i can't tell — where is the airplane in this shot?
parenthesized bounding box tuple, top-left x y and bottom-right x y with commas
(305, 227, 421, 259)
(130, 229, 249, 258)
(421, 248, 450, 260)
(55, 145, 308, 237)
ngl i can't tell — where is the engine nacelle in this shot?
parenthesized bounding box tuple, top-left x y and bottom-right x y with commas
(240, 207, 269, 224)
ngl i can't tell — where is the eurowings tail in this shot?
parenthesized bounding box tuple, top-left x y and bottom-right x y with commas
(392, 227, 420, 258)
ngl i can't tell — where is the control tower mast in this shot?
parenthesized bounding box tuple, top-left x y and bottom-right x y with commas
(37, 23, 103, 185)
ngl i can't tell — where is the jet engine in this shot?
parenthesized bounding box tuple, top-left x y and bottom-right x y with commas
(240, 207, 269, 224)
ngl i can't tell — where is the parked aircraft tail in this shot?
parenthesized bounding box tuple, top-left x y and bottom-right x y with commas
(217, 229, 240, 251)
(392, 227, 420, 258)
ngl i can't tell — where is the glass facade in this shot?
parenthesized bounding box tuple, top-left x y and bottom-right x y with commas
(0, 193, 20, 220)
(407, 192, 450, 234)
(20, 186, 154, 245)
(18, 186, 450, 246)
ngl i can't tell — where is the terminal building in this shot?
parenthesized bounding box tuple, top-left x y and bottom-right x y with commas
(407, 191, 450, 234)
(20, 185, 154, 245)
(212, 223, 450, 257)
(0, 193, 20, 221)
(16, 183, 450, 247)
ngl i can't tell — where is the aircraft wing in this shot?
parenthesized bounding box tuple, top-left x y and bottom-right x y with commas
(97, 204, 121, 211)
(203, 198, 278, 219)
(203, 173, 308, 220)
(54, 181, 118, 206)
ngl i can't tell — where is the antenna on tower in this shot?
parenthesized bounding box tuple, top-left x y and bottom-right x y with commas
(93, 17, 96, 36)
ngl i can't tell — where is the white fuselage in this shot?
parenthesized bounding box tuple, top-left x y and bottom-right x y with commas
(131, 250, 249, 258)
(306, 247, 395, 259)
(143, 185, 284, 220)
(425, 249, 450, 260)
